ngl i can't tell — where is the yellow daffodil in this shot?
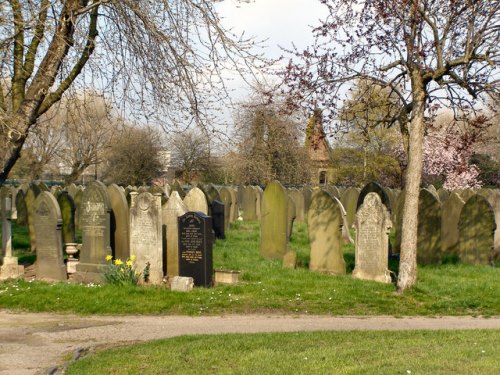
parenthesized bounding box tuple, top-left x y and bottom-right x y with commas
(106, 255, 113, 261)
(126, 260, 133, 267)
(130, 255, 136, 261)
(114, 259, 123, 266)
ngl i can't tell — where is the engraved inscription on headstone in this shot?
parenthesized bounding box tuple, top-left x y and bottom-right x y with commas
(178, 212, 213, 287)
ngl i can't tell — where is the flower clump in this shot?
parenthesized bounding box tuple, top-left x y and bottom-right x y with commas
(103, 255, 140, 286)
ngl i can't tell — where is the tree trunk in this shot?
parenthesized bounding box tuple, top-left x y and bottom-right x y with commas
(397, 76, 426, 292)
(64, 163, 89, 186)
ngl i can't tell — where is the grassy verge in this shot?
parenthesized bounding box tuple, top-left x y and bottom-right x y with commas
(0, 221, 499, 316)
(66, 329, 500, 374)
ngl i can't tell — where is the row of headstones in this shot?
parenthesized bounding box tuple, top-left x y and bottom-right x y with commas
(258, 180, 499, 279)
(1, 181, 245, 286)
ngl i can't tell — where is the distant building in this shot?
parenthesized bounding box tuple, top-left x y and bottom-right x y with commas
(305, 109, 335, 185)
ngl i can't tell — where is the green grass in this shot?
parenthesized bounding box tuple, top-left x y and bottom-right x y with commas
(66, 329, 500, 374)
(0, 221, 499, 316)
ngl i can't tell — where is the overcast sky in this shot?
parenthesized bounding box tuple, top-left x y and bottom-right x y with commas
(216, 0, 327, 99)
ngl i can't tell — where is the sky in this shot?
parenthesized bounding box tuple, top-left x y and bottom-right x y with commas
(216, 0, 327, 100)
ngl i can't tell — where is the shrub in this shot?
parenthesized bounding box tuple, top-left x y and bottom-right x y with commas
(103, 255, 141, 286)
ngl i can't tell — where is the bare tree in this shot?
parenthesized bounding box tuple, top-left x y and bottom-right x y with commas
(169, 130, 210, 184)
(0, 0, 263, 186)
(283, 0, 499, 291)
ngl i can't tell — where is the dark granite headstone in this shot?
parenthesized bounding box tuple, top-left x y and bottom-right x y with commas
(178, 212, 213, 287)
(210, 200, 225, 239)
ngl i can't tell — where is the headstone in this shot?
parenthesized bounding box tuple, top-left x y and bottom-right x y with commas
(67, 183, 79, 199)
(210, 200, 225, 239)
(15, 190, 28, 226)
(219, 187, 233, 230)
(335, 197, 354, 245)
(149, 186, 168, 205)
(205, 184, 221, 204)
(437, 188, 449, 203)
(483, 190, 500, 261)
(163, 183, 171, 198)
(254, 186, 263, 220)
(228, 187, 239, 222)
(33, 192, 67, 281)
(0, 188, 24, 280)
(25, 184, 41, 252)
(324, 185, 340, 198)
(352, 193, 392, 283)
(178, 211, 213, 287)
(307, 190, 346, 275)
(37, 182, 49, 192)
(74, 181, 112, 283)
(9, 187, 18, 220)
(183, 187, 208, 214)
(288, 189, 305, 223)
(340, 187, 360, 229)
(162, 191, 187, 277)
(282, 251, 297, 269)
(73, 188, 84, 231)
(417, 189, 441, 264)
(241, 186, 257, 221)
(260, 181, 288, 259)
(130, 192, 163, 284)
(170, 276, 194, 292)
(57, 192, 76, 245)
(357, 181, 391, 213)
(456, 188, 475, 202)
(107, 184, 130, 261)
(458, 194, 496, 265)
(440, 192, 465, 259)
(287, 195, 296, 240)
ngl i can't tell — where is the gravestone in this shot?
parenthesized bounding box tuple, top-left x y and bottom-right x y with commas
(282, 251, 297, 269)
(302, 186, 313, 216)
(162, 191, 187, 277)
(33, 192, 67, 281)
(130, 192, 163, 284)
(340, 187, 360, 229)
(9, 187, 18, 220)
(170, 276, 194, 292)
(353, 193, 392, 283)
(219, 187, 233, 230)
(107, 184, 130, 261)
(74, 181, 112, 283)
(229, 188, 239, 222)
(458, 194, 496, 265)
(67, 183, 79, 199)
(288, 189, 305, 223)
(441, 192, 465, 259)
(254, 186, 263, 220)
(25, 184, 41, 252)
(149, 186, 168, 205)
(15, 190, 28, 226)
(437, 188, 449, 203)
(357, 181, 391, 213)
(210, 200, 225, 239)
(38, 182, 49, 192)
(57, 192, 76, 245)
(178, 211, 213, 287)
(260, 181, 288, 259)
(0, 188, 24, 280)
(163, 184, 171, 198)
(73, 188, 84, 231)
(307, 190, 346, 275)
(204, 184, 221, 204)
(457, 189, 475, 202)
(483, 190, 499, 260)
(183, 187, 208, 214)
(334, 197, 354, 245)
(287, 195, 296, 240)
(417, 189, 441, 264)
(241, 186, 257, 220)
(324, 185, 340, 198)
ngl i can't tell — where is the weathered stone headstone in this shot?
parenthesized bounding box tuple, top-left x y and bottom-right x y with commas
(170, 276, 194, 292)
(229, 187, 239, 222)
(417, 189, 442, 264)
(437, 188, 449, 203)
(325, 185, 340, 198)
(241, 186, 258, 221)
(0, 188, 24, 280)
(107, 184, 130, 261)
(219, 187, 233, 230)
(33, 192, 67, 281)
(357, 182, 391, 213)
(456, 188, 475, 202)
(74, 181, 112, 283)
(287, 195, 296, 240)
(441, 192, 465, 259)
(260, 181, 288, 259)
(149, 186, 168, 205)
(178, 211, 213, 287)
(73, 188, 84, 231)
(38, 182, 49, 192)
(15, 190, 28, 226)
(483, 190, 500, 261)
(25, 184, 41, 252)
(57, 192, 76, 245)
(302, 186, 313, 222)
(458, 194, 496, 265)
(288, 189, 305, 223)
(282, 251, 297, 269)
(307, 190, 346, 275)
(67, 183, 79, 199)
(130, 192, 163, 284)
(340, 187, 360, 229)
(162, 191, 188, 277)
(183, 187, 208, 214)
(353, 193, 392, 283)
(205, 184, 221, 204)
(210, 200, 225, 239)
(254, 186, 263, 220)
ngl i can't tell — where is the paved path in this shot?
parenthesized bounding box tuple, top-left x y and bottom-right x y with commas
(0, 311, 499, 375)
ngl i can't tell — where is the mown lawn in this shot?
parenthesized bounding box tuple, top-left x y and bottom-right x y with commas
(1, 220, 498, 316)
